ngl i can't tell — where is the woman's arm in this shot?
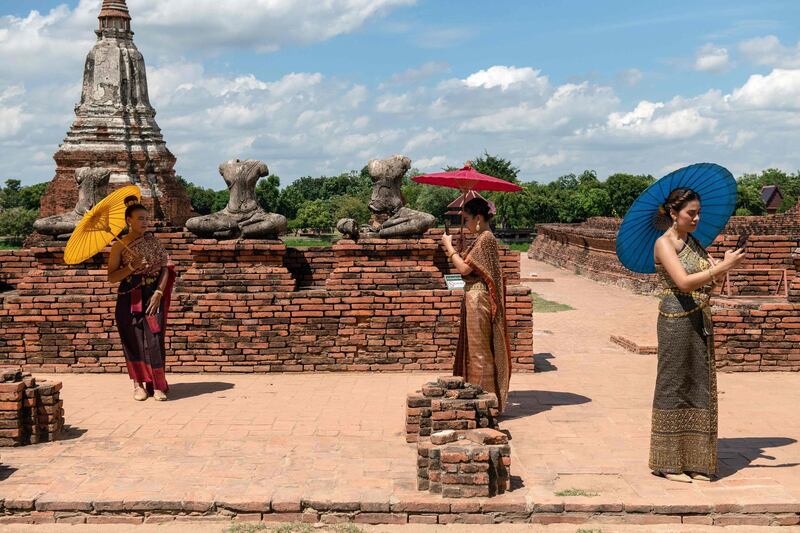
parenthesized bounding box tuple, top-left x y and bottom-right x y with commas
(654, 238, 744, 292)
(145, 265, 169, 315)
(442, 234, 473, 276)
(107, 243, 133, 283)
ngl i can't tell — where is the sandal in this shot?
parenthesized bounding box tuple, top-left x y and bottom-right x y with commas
(654, 471, 692, 483)
(133, 387, 148, 401)
(153, 390, 167, 401)
(688, 472, 712, 482)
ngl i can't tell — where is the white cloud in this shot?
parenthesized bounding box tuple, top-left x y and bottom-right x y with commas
(463, 66, 545, 91)
(728, 69, 800, 110)
(414, 155, 447, 169)
(739, 35, 800, 68)
(694, 44, 730, 73)
(403, 128, 444, 153)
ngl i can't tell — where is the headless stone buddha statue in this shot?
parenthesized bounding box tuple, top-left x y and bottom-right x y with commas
(185, 159, 287, 239)
(33, 167, 111, 238)
(336, 155, 435, 239)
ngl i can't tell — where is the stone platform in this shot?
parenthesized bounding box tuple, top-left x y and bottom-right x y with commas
(0, 258, 798, 527)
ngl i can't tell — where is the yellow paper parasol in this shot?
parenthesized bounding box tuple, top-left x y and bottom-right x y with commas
(63, 185, 142, 265)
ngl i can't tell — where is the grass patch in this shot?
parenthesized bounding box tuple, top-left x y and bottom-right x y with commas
(503, 241, 532, 252)
(576, 529, 603, 533)
(532, 292, 574, 313)
(282, 238, 333, 248)
(0, 243, 21, 250)
(555, 488, 600, 497)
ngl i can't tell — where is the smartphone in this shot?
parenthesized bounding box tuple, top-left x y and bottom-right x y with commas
(735, 233, 749, 250)
(444, 220, 450, 235)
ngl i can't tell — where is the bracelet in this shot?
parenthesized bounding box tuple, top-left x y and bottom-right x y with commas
(448, 251, 458, 259)
(153, 289, 164, 296)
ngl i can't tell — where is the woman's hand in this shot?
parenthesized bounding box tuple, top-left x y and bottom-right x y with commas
(441, 233, 453, 252)
(145, 291, 162, 315)
(707, 255, 722, 285)
(129, 255, 148, 273)
(722, 248, 746, 270)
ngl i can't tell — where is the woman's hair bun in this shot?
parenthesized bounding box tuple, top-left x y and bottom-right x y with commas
(124, 195, 140, 207)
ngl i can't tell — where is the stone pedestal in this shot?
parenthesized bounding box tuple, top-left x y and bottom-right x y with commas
(181, 240, 296, 293)
(327, 238, 445, 291)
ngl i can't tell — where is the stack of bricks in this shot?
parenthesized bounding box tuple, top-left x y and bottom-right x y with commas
(181, 240, 296, 293)
(406, 376, 499, 443)
(326, 238, 445, 291)
(417, 428, 511, 498)
(0, 368, 64, 446)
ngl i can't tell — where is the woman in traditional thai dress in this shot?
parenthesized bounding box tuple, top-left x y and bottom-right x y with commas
(442, 197, 511, 413)
(107, 196, 176, 401)
(650, 188, 745, 482)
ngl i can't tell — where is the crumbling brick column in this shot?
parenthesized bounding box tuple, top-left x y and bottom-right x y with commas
(0, 369, 64, 446)
(417, 428, 511, 498)
(406, 376, 499, 443)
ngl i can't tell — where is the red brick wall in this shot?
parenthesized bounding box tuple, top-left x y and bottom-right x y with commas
(0, 250, 35, 290)
(0, 242, 534, 374)
(713, 299, 800, 371)
(284, 247, 335, 289)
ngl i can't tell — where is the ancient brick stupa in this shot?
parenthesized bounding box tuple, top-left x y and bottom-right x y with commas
(36, 0, 193, 229)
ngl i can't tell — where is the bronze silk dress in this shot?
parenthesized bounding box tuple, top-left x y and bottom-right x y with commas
(453, 231, 512, 413)
(649, 235, 718, 476)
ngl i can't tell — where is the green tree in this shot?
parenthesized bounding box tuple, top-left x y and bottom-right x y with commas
(413, 186, 457, 222)
(277, 186, 305, 220)
(211, 190, 229, 213)
(1, 179, 22, 209)
(0, 207, 38, 245)
(333, 195, 370, 224)
(255, 175, 280, 212)
(17, 182, 47, 210)
(472, 152, 520, 184)
(291, 199, 334, 234)
(177, 176, 217, 215)
(735, 174, 766, 216)
(605, 173, 655, 217)
(577, 187, 612, 218)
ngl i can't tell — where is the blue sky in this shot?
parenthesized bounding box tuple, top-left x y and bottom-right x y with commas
(2, 0, 800, 187)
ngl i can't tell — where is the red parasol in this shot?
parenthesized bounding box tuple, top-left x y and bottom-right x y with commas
(412, 163, 523, 250)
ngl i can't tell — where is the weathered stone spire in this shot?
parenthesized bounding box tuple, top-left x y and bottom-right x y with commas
(98, 0, 132, 35)
(35, 0, 195, 230)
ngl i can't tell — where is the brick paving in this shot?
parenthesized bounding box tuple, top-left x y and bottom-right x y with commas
(0, 255, 798, 527)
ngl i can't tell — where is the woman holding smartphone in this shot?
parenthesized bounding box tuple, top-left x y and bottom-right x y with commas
(650, 187, 745, 482)
(442, 197, 511, 413)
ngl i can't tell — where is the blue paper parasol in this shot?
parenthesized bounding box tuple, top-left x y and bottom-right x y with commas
(616, 163, 737, 274)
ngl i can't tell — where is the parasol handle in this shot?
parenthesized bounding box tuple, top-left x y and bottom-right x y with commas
(110, 232, 143, 262)
(458, 188, 468, 253)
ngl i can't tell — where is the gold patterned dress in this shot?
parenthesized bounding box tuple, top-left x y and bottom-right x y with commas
(649, 235, 717, 476)
(453, 231, 512, 413)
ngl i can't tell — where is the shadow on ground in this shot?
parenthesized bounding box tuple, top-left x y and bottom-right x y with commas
(717, 437, 799, 478)
(0, 465, 17, 481)
(501, 389, 591, 421)
(167, 381, 235, 400)
(58, 424, 88, 442)
(534, 352, 557, 372)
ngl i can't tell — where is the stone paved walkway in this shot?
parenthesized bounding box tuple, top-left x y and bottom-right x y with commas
(0, 256, 798, 527)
